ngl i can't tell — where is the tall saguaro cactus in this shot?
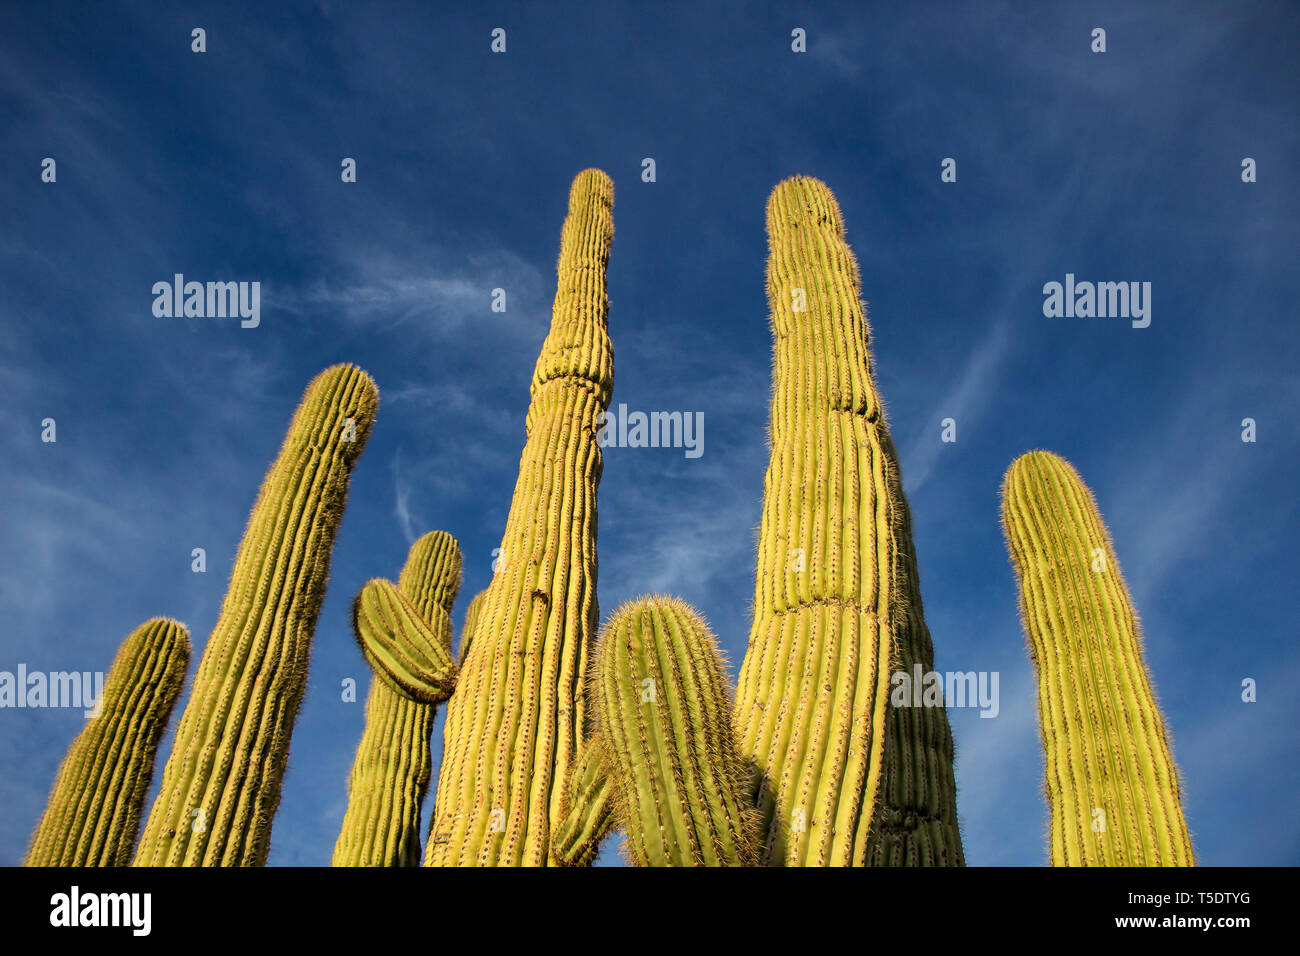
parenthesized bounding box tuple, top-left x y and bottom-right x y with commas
(734, 176, 963, 866)
(333, 532, 461, 867)
(594, 597, 758, 867)
(428, 169, 614, 866)
(25, 618, 190, 867)
(135, 364, 379, 866)
(1001, 451, 1194, 866)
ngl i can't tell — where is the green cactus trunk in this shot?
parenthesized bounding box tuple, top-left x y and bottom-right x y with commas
(428, 170, 613, 866)
(1001, 451, 1194, 866)
(333, 532, 461, 867)
(733, 176, 964, 866)
(135, 364, 378, 866)
(595, 597, 758, 867)
(25, 618, 190, 867)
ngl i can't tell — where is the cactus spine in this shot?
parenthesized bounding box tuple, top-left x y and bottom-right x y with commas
(734, 176, 963, 866)
(427, 169, 614, 866)
(595, 597, 758, 867)
(1001, 451, 1194, 866)
(332, 532, 461, 867)
(25, 619, 190, 867)
(135, 364, 378, 866)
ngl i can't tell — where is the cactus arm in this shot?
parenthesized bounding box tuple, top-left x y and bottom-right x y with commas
(734, 177, 963, 866)
(25, 618, 190, 867)
(596, 596, 758, 867)
(135, 364, 378, 866)
(1001, 451, 1194, 866)
(352, 579, 456, 704)
(429, 170, 614, 866)
(551, 737, 615, 867)
(333, 532, 463, 867)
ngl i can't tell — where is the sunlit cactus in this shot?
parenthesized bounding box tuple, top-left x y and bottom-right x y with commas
(593, 597, 758, 867)
(733, 176, 963, 866)
(25, 618, 190, 867)
(333, 532, 461, 867)
(135, 364, 379, 866)
(456, 589, 486, 665)
(427, 169, 614, 866)
(1001, 450, 1194, 866)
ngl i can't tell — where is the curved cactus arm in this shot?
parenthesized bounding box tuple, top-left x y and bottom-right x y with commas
(334, 532, 463, 868)
(734, 176, 963, 866)
(1001, 451, 1194, 866)
(551, 737, 615, 867)
(26, 618, 190, 867)
(135, 364, 379, 866)
(596, 596, 759, 867)
(352, 579, 457, 705)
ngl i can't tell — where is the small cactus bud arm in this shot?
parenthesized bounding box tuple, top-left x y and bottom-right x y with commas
(552, 737, 615, 867)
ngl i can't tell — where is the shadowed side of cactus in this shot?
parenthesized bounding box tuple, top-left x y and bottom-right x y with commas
(332, 532, 461, 867)
(135, 364, 379, 866)
(1001, 450, 1194, 866)
(734, 176, 963, 866)
(595, 596, 758, 867)
(25, 618, 190, 867)
(428, 170, 614, 866)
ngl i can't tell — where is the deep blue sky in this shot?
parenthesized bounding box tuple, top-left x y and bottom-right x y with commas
(2, 1, 1296, 866)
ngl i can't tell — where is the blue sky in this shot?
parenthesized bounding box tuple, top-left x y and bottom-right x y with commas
(1, 0, 1296, 866)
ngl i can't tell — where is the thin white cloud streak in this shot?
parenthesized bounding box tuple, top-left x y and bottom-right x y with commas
(900, 316, 1013, 495)
(392, 449, 420, 544)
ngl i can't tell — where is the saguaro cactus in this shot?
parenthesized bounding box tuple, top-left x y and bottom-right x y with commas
(135, 364, 379, 866)
(333, 532, 461, 867)
(428, 169, 614, 866)
(25, 618, 190, 867)
(734, 176, 963, 866)
(593, 597, 758, 867)
(1001, 450, 1194, 866)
